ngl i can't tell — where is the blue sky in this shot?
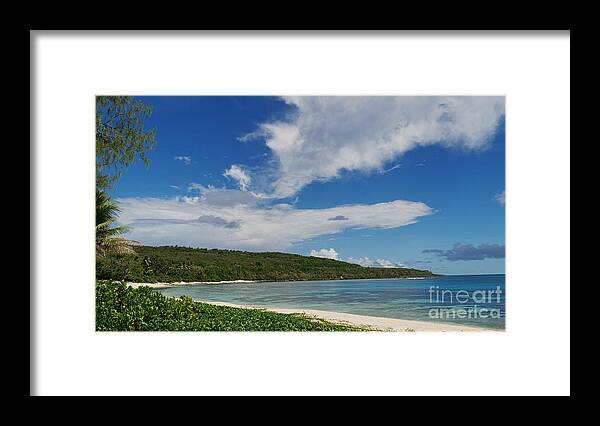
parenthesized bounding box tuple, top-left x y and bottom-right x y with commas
(110, 96, 505, 274)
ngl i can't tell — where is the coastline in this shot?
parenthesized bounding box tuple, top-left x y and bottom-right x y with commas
(125, 281, 499, 332)
(191, 299, 491, 332)
(125, 276, 438, 290)
(126, 280, 256, 289)
(165, 295, 491, 332)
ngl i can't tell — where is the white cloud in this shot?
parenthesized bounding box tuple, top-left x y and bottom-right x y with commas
(237, 128, 268, 143)
(223, 165, 252, 191)
(346, 257, 405, 268)
(169, 185, 181, 190)
(187, 183, 263, 207)
(174, 156, 192, 166)
(379, 163, 402, 174)
(309, 248, 339, 260)
(306, 249, 408, 267)
(116, 192, 433, 251)
(237, 96, 504, 197)
(494, 190, 506, 205)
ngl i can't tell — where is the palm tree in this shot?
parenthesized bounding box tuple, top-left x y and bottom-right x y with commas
(96, 189, 136, 257)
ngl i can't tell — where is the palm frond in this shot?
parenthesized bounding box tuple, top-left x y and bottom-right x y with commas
(96, 189, 136, 258)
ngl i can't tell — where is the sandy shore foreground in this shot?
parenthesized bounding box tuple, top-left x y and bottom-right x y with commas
(186, 299, 491, 332)
(127, 282, 493, 331)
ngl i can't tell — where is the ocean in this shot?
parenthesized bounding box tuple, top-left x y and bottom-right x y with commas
(157, 274, 506, 330)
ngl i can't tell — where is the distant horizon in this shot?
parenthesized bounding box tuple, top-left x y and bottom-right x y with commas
(111, 96, 505, 275)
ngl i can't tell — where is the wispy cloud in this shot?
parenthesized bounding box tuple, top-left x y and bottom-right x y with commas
(117, 192, 434, 251)
(174, 156, 192, 166)
(379, 163, 402, 174)
(308, 250, 405, 268)
(169, 185, 181, 190)
(423, 243, 505, 261)
(494, 190, 506, 205)
(235, 96, 505, 197)
(346, 256, 405, 268)
(237, 128, 269, 143)
(223, 165, 252, 192)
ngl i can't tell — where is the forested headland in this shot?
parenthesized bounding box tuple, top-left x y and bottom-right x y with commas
(96, 245, 436, 283)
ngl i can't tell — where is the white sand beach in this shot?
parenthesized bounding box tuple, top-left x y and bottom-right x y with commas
(184, 298, 491, 332)
(127, 280, 256, 289)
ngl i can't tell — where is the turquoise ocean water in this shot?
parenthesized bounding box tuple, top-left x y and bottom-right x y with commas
(157, 274, 506, 330)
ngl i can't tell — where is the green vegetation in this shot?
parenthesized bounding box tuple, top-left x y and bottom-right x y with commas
(96, 189, 135, 258)
(96, 96, 156, 190)
(96, 245, 435, 283)
(96, 281, 361, 331)
(96, 96, 156, 257)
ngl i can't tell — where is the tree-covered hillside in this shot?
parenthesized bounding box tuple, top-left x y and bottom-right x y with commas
(96, 245, 436, 283)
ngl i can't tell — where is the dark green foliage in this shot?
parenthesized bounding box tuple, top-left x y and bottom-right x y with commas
(96, 245, 436, 283)
(96, 281, 360, 331)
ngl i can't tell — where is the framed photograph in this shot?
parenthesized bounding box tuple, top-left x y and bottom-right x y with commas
(31, 30, 570, 396)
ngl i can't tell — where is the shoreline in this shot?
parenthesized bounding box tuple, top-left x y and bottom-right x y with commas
(174, 296, 493, 332)
(126, 280, 256, 289)
(193, 299, 493, 332)
(125, 276, 439, 289)
(125, 281, 500, 332)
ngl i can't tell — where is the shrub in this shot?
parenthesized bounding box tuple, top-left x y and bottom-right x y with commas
(96, 281, 362, 331)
